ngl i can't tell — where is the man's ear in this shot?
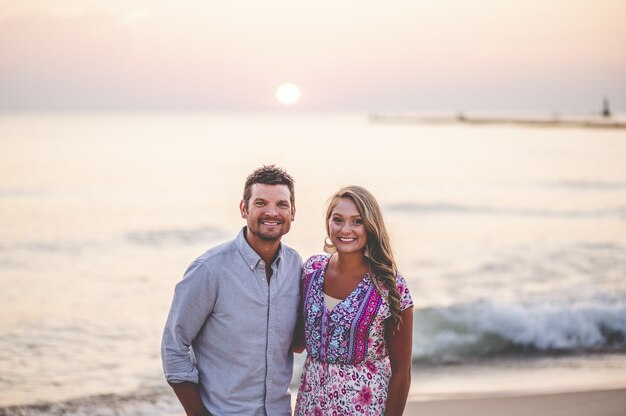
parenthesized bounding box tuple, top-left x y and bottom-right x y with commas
(240, 200, 248, 218)
(291, 205, 296, 221)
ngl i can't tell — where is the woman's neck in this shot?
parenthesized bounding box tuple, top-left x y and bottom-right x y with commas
(333, 251, 368, 273)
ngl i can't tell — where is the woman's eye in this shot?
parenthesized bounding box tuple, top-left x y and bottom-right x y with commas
(332, 217, 343, 223)
(354, 219, 363, 225)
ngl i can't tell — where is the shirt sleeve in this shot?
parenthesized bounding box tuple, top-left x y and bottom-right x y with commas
(161, 260, 217, 384)
(395, 273, 414, 311)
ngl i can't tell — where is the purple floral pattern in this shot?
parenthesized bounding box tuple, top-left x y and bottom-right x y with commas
(295, 254, 414, 415)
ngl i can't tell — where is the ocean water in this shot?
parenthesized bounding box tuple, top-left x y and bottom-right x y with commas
(1, 113, 625, 414)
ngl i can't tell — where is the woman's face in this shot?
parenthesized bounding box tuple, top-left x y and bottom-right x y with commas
(328, 197, 367, 255)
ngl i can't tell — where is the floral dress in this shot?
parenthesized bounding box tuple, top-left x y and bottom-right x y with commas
(294, 254, 414, 415)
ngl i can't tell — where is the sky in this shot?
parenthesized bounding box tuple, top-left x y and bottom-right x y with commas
(1, 0, 625, 113)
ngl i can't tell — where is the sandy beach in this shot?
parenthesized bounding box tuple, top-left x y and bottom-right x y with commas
(404, 388, 626, 416)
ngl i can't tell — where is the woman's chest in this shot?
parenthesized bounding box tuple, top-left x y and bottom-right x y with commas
(305, 277, 387, 363)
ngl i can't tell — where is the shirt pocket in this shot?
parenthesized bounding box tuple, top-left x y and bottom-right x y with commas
(276, 291, 299, 336)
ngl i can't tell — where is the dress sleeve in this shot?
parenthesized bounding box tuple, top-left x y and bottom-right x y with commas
(302, 254, 328, 285)
(395, 273, 414, 311)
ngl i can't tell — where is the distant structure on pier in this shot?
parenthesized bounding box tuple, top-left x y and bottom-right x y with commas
(601, 97, 611, 118)
(368, 96, 626, 129)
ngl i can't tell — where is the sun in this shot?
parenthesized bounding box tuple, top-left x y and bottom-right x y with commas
(275, 83, 301, 106)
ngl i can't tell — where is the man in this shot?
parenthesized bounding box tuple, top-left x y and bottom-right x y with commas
(161, 165, 302, 416)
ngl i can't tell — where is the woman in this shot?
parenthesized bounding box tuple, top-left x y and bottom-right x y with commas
(294, 186, 414, 416)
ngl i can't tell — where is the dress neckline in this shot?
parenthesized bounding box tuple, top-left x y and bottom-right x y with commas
(319, 254, 370, 312)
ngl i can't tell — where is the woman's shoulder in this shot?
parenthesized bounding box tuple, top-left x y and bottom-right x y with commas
(379, 271, 412, 298)
(394, 272, 410, 291)
(303, 254, 330, 274)
(392, 271, 414, 310)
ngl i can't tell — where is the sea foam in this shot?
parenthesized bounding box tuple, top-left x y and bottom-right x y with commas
(412, 298, 626, 363)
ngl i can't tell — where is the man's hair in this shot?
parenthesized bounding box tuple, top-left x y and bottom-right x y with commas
(242, 165, 295, 208)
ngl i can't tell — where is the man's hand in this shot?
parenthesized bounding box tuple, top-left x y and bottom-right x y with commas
(170, 381, 210, 416)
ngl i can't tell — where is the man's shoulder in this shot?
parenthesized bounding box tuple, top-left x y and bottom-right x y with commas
(193, 238, 238, 268)
(280, 242, 303, 263)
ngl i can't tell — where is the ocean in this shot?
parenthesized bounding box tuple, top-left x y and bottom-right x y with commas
(1, 112, 625, 415)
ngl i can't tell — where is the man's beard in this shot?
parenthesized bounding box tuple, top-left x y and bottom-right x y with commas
(252, 221, 284, 241)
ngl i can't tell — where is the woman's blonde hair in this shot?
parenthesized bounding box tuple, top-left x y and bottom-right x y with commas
(324, 185, 403, 329)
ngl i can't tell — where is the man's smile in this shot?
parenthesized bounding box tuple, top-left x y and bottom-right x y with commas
(261, 220, 281, 226)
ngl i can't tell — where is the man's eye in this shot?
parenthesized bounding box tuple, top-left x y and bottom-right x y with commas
(255, 201, 265, 206)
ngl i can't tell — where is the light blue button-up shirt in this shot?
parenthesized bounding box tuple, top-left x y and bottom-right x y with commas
(161, 227, 302, 415)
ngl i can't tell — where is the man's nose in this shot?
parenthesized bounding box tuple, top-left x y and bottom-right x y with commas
(265, 204, 278, 216)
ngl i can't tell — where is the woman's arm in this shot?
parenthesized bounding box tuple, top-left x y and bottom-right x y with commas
(384, 306, 414, 416)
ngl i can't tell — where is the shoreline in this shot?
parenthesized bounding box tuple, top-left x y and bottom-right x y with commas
(2, 386, 625, 415)
(404, 387, 626, 416)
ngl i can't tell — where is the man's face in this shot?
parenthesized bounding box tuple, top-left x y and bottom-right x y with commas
(240, 183, 295, 243)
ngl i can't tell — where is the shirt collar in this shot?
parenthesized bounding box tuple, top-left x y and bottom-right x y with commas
(236, 227, 283, 271)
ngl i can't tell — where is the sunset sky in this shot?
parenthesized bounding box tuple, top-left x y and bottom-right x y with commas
(1, 0, 625, 112)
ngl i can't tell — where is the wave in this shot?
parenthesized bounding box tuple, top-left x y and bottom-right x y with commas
(0, 387, 178, 416)
(125, 225, 227, 246)
(0, 188, 45, 198)
(0, 225, 226, 254)
(387, 202, 626, 220)
(0, 240, 102, 254)
(412, 299, 626, 364)
(541, 180, 626, 191)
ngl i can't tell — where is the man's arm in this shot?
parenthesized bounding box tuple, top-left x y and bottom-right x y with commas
(291, 305, 305, 353)
(161, 261, 216, 414)
(292, 254, 306, 353)
(169, 381, 210, 416)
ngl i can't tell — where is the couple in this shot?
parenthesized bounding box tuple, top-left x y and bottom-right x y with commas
(161, 165, 414, 416)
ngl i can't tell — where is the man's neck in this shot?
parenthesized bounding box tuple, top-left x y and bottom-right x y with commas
(245, 230, 281, 266)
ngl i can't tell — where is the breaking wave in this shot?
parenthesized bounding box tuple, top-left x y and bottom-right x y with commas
(412, 298, 626, 363)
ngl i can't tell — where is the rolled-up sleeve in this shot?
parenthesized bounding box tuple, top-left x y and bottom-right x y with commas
(161, 261, 216, 384)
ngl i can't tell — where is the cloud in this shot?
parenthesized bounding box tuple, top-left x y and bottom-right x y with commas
(0, 13, 136, 110)
(0, 11, 261, 111)
(0, 2, 624, 112)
